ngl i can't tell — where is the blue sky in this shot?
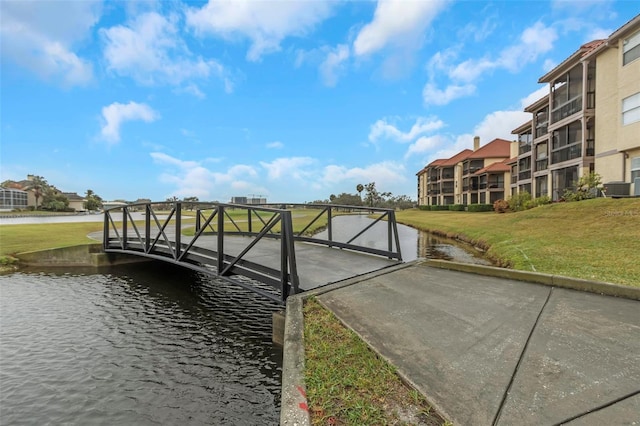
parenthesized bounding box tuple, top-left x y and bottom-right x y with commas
(1, 1, 638, 203)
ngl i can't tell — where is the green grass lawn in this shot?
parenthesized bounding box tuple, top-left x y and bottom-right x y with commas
(396, 197, 640, 287)
(304, 297, 449, 426)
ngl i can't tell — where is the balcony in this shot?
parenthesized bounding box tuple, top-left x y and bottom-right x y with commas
(551, 143, 582, 164)
(586, 139, 595, 156)
(519, 170, 532, 180)
(535, 122, 548, 137)
(441, 185, 454, 194)
(511, 176, 518, 184)
(519, 143, 532, 155)
(551, 95, 582, 123)
(536, 158, 548, 171)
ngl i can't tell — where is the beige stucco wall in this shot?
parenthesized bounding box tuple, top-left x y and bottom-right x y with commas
(595, 32, 640, 187)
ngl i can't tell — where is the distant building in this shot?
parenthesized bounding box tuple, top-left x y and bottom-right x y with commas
(231, 196, 267, 205)
(62, 192, 87, 212)
(417, 137, 512, 206)
(0, 188, 28, 211)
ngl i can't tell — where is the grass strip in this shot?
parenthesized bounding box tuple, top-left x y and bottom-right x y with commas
(304, 297, 449, 426)
(396, 198, 640, 287)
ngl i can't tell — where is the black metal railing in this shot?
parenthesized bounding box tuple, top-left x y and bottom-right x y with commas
(103, 202, 402, 303)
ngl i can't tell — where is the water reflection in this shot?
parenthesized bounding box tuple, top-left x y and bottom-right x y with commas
(315, 214, 492, 265)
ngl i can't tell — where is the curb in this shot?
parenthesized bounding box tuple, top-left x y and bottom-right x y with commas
(423, 259, 640, 301)
(279, 260, 640, 425)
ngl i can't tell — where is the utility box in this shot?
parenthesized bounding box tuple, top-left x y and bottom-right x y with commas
(605, 182, 630, 196)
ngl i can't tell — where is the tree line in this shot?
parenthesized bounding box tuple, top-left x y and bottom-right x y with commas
(310, 182, 415, 210)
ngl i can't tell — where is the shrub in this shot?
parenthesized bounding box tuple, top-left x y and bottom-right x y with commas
(562, 172, 604, 202)
(468, 203, 493, 212)
(448, 204, 465, 211)
(508, 191, 532, 212)
(493, 199, 509, 213)
(430, 205, 449, 211)
(418, 205, 430, 211)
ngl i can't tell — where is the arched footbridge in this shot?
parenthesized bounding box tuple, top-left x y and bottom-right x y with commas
(103, 202, 403, 303)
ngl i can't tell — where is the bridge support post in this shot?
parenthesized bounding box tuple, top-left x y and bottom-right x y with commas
(272, 310, 285, 346)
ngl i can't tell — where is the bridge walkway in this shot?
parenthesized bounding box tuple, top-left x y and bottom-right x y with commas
(94, 230, 398, 291)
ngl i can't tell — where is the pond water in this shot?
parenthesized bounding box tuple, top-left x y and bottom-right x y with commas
(0, 264, 283, 425)
(314, 214, 492, 265)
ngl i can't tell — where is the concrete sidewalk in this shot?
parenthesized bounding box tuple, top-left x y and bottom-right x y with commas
(287, 261, 640, 425)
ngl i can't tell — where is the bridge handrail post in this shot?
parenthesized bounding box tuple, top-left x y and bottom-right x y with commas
(327, 206, 333, 247)
(145, 204, 151, 253)
(195, 208, 201, 233)
(389, 210, 402, 261)
(175, 203, 181, 260)
(281, 210, 300, 300)
(217, 205, 224, 272)
(248, 208, 252, 233)
(122, 206, 128, 250)
(103, 210, 109, 250)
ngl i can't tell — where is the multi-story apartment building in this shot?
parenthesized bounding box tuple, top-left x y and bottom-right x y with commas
(509, 14, 640, 199)
(417, 137, 512, 206)
(588, 15, 640, 195)
(418, 14, 639, 205)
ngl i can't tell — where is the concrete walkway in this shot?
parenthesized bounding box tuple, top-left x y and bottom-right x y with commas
(288, 261, 640, 426)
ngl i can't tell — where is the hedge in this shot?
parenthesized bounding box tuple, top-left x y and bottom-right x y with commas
(467, 203, 493, 212)
(430, 205, 450, 211)
(448, 204, 465, 211)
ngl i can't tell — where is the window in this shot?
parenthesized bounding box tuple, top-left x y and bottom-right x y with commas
(632, 157, 640, 181)
(623, 92, 640, 125)
(623, 30, 640, 66)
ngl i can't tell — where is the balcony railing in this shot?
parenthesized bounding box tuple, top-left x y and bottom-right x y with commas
(535, 121, 548, 137)
(519, 143, 532, 155)
(519, 170, 532, 180)
(536, 158, 548, 171)
(511, 176, 518, 184)
(441, 185, 454, 194)
(586, 139, 595, 156)
(551, 95, 582, 122)
(551, 143, 582, 164)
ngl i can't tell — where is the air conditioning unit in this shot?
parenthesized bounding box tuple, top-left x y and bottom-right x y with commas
(605, 182, 630, 197)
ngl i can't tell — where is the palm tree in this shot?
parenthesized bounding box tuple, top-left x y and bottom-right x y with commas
(26, 175, 48, 210)
(356, 183, 364, 201)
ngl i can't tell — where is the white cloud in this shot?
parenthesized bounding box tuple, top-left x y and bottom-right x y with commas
(424, 21, 557, 106)
(369, 116, 445, 144)
(260, 157, 316, 180)
(266, 141, 284, 149)
(186, 0, 335, 61)
(404, 135, 448, 159)
(151, 152, 261, 200)
(0, 0, 99, 86)
(353, 0, 448, 57)
(520, 85, 549, 109)
(100, 101, 160, 144)
(497, 22, 557, 72)
(320, 44, 350, 87)
(472, 110, 529, 143)
(321, 162, 407, 189)
(101, 11, 231, 91)
(422, 82, 476, 106)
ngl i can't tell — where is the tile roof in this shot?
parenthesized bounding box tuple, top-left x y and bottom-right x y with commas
(440, 149, 473, 166)
(474, 159, 511, 175)
(539, 39, 605, 83)
(467, 138, 511, 159)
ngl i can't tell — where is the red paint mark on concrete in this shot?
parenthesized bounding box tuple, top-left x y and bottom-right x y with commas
(296, 385, 307, 398)
(299, 402, 309, 411)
